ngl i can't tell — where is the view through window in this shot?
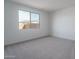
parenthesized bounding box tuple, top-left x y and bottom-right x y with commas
(19, 10, 40, 30)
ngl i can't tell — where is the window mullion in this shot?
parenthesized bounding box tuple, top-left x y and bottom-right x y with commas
(30, 12, 31, 28)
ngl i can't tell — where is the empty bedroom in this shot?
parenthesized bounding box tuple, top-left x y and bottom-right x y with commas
(4, 0, 75, 59)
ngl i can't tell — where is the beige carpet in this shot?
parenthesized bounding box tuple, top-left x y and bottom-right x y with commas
(4, 37, 75, 59)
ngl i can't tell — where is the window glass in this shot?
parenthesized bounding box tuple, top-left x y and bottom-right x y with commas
(19, 10, 30, 30)
(18, 10, 40, 30)
(31, 13, 40, 28)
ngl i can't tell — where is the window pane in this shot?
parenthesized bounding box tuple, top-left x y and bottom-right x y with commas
(31, 13, 40, 28)
(19, 10, 30, 30)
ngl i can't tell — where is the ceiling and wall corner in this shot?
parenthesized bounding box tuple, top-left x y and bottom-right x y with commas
(7, 0, 75, 12)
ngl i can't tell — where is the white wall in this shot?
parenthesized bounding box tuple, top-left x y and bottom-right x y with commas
(4, 0, 49, 45)
(50, 6, 75, 40)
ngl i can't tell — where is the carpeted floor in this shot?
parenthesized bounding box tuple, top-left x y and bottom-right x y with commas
(4, 37, 75, 59)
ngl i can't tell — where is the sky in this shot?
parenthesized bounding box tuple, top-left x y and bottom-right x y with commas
(19, 10, 39, 22)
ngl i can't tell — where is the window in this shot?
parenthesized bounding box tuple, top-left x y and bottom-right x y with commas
(18, 10, 40, 30)
(31, 13, 40, 28)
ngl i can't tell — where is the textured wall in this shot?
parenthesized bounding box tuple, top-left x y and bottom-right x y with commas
(50, 6, 75, 40)
(4, 0, 49, 45)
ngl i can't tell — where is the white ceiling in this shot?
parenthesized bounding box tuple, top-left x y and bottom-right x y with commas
(10, 0, 75, 11)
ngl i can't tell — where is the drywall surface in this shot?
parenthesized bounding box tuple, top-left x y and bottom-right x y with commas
(4, 0, 49, 45)
(50, 6, 75, 40)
